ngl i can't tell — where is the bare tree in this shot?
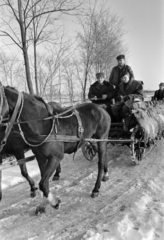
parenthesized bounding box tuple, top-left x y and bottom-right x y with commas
(0, 50, 21, 86)
(31, 35, 75, 100)
(77, 0, 127, 100)
(0, 0, 83, 94)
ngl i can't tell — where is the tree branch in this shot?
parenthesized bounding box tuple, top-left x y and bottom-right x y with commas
(0, 30, 22, 49)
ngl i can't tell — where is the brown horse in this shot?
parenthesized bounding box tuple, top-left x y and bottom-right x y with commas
(1, 85, 111, 213)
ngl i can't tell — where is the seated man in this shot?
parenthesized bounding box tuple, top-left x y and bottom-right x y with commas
(111, 72, 144, 122)
(153, 82, 164, 101)
(88, 72, 117, 112)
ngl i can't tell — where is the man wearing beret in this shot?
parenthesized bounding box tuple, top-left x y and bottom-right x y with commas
(109, 54, 135, 87)
(111, 72, 144, 122)
(153, 83, 164, 101)
(88, 72, 117, 112)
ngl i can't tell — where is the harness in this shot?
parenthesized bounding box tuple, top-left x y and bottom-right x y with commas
(0, 88, 84, 152)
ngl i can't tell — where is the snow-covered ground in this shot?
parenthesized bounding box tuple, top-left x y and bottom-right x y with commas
(0, 142, 164, 240)
(2, 150, 39, 190)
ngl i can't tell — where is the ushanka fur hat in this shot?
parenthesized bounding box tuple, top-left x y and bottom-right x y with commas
(116, 54, 125, 60)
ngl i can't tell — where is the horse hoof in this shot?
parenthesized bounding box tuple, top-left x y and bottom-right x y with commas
(35, 206, 46, 215)
(102, 176, 109, 182)
(52, 175, 60, 181)
(53, 199, 61, 209)
(31, 191, 36, 198)
(30, 188, 38, 198)
(91, 191, 99, 198)
(132, 161, 137, 166)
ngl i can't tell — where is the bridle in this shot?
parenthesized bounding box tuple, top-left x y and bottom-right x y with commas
(0, 85, 84, 151)
(0, 85, 22, 152)
(0, 83, 10, 124)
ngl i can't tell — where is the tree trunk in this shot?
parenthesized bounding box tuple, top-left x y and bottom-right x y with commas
(34, 43, 39, 95)
(18, 0, 34, 95)
(83, 69, 88, 101)
(23, 48, 34, 95)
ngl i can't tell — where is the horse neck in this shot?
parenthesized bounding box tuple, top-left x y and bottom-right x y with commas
(20, 95, 52, 135)
(5, 88, 52, 136)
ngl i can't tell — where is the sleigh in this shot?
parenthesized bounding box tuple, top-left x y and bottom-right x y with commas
(82, 97, 163, 165)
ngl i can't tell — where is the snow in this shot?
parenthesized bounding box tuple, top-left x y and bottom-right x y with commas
(2, 150, 39, 190)
(82, 169, 164, 240)
(1, 144, 164, 240)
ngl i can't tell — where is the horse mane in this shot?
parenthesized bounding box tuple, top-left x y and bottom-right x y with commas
(33, 95, 54, 115)
(6, 86, 17, 91)
(6, 86, 53, 116)
(34, 95, 47, 105)
(48, 101, 71, 115)
(5, 86, 72, 116)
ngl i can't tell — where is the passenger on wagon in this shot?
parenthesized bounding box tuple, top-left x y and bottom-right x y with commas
(153, 82, 164, 101)
(88, 72, 117, 112)
(109, 54, 135, 100)
(111, 72, 144, 122)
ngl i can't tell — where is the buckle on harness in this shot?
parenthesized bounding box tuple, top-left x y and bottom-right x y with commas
(78, 126, 84, 133)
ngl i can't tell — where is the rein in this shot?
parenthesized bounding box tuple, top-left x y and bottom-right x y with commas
(0, 92, 22, 152)
(0, 103, 83, 126)
(0, 87, 84, 148)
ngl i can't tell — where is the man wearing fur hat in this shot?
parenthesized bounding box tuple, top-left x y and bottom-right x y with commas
(88, 72, 117, 111)
(153, 83, 164, 101)
(111, 72, 144, 122)
(109, 54, 135, 87)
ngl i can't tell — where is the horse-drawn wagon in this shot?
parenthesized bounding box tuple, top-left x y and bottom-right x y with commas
(82, 96, 162, 166)
(0, 83, 163, 213)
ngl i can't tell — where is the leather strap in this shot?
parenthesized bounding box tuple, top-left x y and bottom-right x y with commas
(0, 92, 22, 152)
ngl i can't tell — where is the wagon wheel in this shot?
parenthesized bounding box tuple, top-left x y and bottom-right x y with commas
(82, 142, 97, 161)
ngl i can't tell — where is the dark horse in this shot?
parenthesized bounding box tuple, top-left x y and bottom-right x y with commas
(0, 101, 62, 201)
(1, 85, 111, 213)
(0, 131, 38, 201)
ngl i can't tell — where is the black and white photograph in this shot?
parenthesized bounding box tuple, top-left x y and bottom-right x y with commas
(0, 0, 163, 239)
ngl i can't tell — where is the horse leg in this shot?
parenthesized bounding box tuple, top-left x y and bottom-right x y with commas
(19, 163, 38, 198)
(36, 157, 61, 214)
(52, 163, 61, 181)
(102, 158, 109, 182)
(91, 141, 107, 198)
(0, 155, 2, 201)
(15, 152, 38, 198)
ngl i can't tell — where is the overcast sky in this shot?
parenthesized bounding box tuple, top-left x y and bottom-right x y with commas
(107, 0, 164, 90)
(1, 0, 163, 91)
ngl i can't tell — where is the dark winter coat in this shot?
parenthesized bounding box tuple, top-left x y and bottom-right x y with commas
(109, 65, 135, 87)
(88, 80, 117, 105)
(153, 89, 164, 101)
(118, 79, 144, 101)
